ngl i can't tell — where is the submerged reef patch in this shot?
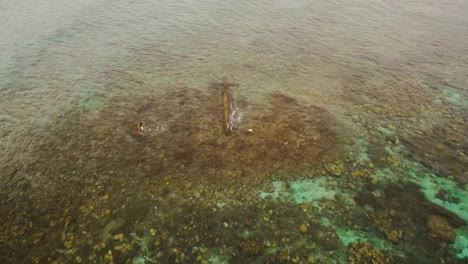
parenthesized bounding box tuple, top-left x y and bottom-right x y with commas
(0, 83, 347, 263)
(2, 78, 466, 263)
(39, 85, 344, 185)
(401, 121, 468, 186)
(354, 181, 466, 263)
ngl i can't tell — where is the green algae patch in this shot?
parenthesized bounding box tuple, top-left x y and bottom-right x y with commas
(290, 179, 337, 204)
(259, 177, 353, 208)
(441, 86, 468, 108)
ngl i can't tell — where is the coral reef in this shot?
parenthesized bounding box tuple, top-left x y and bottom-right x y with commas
(239, 238, 262, 256)
(372, 209, 403, 243)
(1, 78, 466, 264)
(348, 242, 391, 264)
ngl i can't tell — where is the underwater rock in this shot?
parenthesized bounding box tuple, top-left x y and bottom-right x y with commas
(348, 242, 391, 264)
(239, 238, 261, 256)
(426, 215, 456, 243)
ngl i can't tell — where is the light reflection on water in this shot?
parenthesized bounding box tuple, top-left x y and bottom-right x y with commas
(0, 0, 467, 263)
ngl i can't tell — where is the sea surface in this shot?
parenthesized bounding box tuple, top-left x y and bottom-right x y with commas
(1, 0, 467, 263)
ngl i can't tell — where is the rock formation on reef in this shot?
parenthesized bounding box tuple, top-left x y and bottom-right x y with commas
(426, 215, 456, 243)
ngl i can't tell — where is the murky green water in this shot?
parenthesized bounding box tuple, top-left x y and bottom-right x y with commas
(1, 0, 467, 263)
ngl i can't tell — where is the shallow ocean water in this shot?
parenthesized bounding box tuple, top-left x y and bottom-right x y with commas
(0, 0, 467, 263)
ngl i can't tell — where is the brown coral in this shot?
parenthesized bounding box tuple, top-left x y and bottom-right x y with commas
(426, 215, 456, 242)
(240, 238, 261, 256)
(372, 209, 403, 243)
(348, 242, 391, 264)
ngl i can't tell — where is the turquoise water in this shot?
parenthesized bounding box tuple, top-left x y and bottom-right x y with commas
(0, 0, 467, 263)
